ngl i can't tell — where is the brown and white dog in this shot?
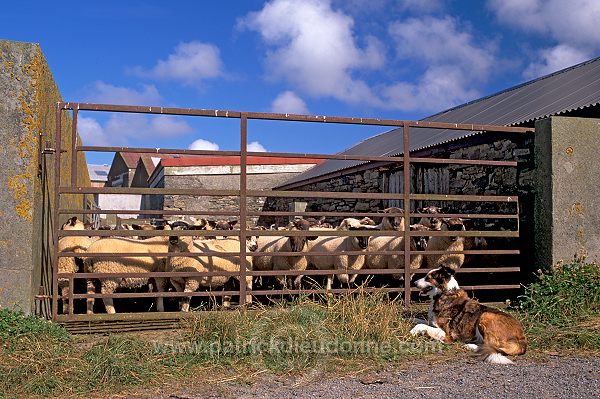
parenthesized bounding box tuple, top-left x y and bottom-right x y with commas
(410, 266, 527, 364)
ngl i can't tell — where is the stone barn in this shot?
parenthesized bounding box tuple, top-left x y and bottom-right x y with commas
(272, 57, 600, 275)
(142, 155, 324, 225)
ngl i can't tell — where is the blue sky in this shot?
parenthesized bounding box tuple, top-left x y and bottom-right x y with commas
(2, 0, 599, 165)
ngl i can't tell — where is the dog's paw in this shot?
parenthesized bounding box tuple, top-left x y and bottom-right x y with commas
(410, 324, 428, 336)
(463, 343, 479, 352)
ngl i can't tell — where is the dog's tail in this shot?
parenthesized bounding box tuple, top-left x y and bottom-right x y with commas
(477, 344, 515, 365)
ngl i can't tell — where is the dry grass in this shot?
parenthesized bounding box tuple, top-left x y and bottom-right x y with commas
(2, 265, 599, 398)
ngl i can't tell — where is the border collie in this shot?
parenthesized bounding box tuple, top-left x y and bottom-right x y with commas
(410, 265, 527, 364)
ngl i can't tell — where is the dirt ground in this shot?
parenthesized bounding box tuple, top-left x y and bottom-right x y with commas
(117, 353, 598, 399)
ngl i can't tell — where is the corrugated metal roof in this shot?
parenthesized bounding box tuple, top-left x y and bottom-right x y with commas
(280, 56, 600, 187)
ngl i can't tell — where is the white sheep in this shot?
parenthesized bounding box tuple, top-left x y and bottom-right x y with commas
(364, 234, 423, 280)
(83, 235, 170, 314)
(423, 218, 466, 271)
(58, 217, 93, 314)
(167, 236, 256, 311)
(305, 225, 373, 290)
(374, 207, 406, 231)
(253, 218, 315, 289)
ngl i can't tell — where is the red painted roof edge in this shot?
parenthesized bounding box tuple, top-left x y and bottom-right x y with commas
(160, 156, 326, 167)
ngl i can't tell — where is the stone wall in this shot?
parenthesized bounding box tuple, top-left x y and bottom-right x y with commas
(535, 116, 600, 267)
(265, 132, 536, 271)
(0, 40, 90, 314)
(145, 170, 311, 226)
(267, 133, 534, 223)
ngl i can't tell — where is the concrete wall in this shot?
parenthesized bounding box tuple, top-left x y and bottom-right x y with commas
(0, 40, 90, 314)
(535, 116, 600, 267)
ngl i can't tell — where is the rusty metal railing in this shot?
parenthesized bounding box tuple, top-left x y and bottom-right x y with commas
(46, 102, 534, 322)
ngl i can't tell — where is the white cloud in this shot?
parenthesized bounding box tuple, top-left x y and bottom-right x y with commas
(84, 81, 162, 105)
(131, 41, 224, 85)
(247, 141, 267, 152)
(78, 116, 111, 146)
(384, 16, 496, 111)
(240, 0, 384, 105)
(382, 66, 480, 112)
(77, 114, 194, 147)
(523, 44, 590, 79)
(188, 139, 220, 151)
(488, 0, 600, 49)
(270, 91, 309, 114)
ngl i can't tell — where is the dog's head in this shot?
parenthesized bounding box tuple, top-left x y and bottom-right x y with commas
(414, 265, 459, 297)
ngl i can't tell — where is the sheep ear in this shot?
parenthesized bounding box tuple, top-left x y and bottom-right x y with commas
(229, 220, 238, 228)
(416, 207, 424, 213)
(69, 216, 78, 225)
(131, 224, 142, 230)
(207, 220, 217, 228)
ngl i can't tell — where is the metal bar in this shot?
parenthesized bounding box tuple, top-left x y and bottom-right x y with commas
(78, 145, 402, 163)
(59, 229, 242, 237)
(58, 102, 533, 133)
(70, 108, 78, 187)
(59, 187, 241, 196)
(249, 287, 404, 296)
(57, 186, 520, 203)
(409, 213, 518, 219)
(58, 228, 519, 238)
(403, 122, 411, 308)
(72, 291, 241, 299)
(58, 208, 519, 220)
(239, 113, 248, 309)
(410, 157, 517, 167)
(245, 189, 412, 200)
(59, 209, 242, 216)
(409, 193, 518, 202)
(51, 104, 62, 321)
(59, 248, 520, 258)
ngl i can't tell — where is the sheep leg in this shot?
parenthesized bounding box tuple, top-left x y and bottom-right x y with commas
(275, 274, 288, 290)
(154, 277, 166, 312)
(60, 284, 70, 315)
(181, 279, 200, 312)
(348, 273, 358, 286)
(244, 276, 253, 305)
(86, 279, 96, 315)
(325, 274, 333, 294)
(101, 279, 119, 314)
(170, 279, 185, 311)
(293, 275, 303, 290)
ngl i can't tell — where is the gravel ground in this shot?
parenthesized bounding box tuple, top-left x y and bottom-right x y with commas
(124, 355, 599, 399)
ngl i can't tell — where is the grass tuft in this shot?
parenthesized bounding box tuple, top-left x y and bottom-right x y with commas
(515, 262, 600, 351)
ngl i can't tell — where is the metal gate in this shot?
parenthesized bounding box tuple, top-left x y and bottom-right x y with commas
(46, 102, 534, 323)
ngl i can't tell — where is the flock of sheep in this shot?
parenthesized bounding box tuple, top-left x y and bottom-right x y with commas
(57, 206, 487, 314)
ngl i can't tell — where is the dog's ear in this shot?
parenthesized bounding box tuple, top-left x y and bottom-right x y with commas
(440, 264, 455, 276)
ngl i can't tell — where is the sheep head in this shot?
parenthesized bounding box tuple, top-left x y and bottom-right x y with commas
(61, 216, 85, 230)
(379, 207, 405, 231)
(287, 218, 315, 252)
(349, 226, 371, 249)
(441, 218, 465, 241)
